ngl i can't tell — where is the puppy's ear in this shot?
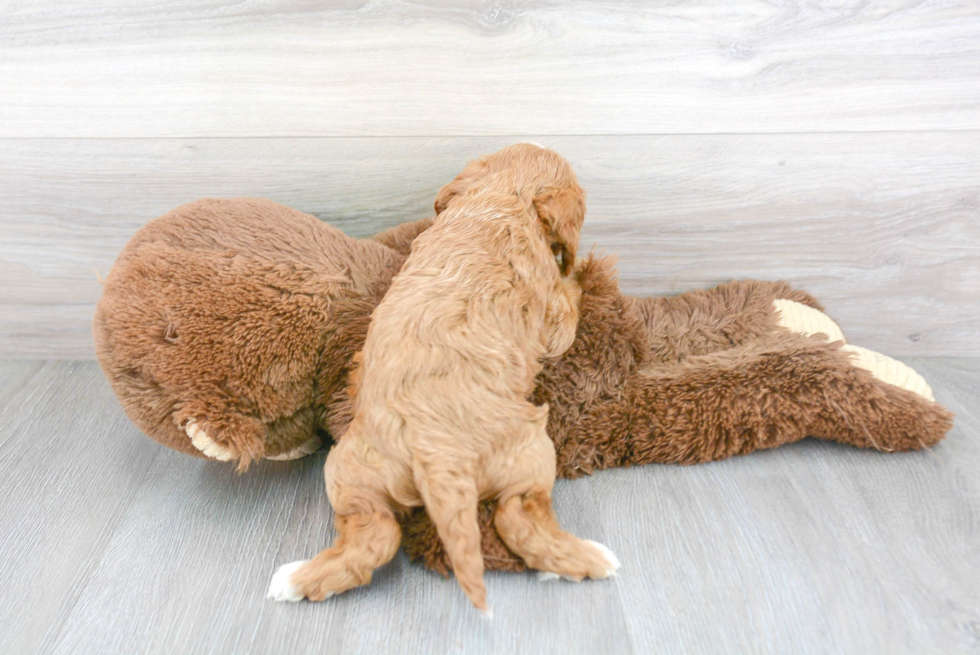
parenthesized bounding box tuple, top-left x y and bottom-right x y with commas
(434, 159, 487, 214)
(434, 177, 466, 215)
(534, 187, 585, 276)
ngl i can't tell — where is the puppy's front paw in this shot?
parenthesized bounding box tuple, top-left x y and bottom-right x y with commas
(267, 560, 312, 602)
(186, 420, 235, 462)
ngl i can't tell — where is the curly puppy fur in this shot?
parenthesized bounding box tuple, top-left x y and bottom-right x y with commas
(276, 144, 625, 609)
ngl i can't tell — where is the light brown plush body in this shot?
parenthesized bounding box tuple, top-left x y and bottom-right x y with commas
(93, 197, 406, 470)
(268, 145, 620, 609)
(94, 151, 955, 578)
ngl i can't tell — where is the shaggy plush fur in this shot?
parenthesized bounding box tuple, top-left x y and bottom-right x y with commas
(94, 198, 410, 470)
(94, 194, 954, 576)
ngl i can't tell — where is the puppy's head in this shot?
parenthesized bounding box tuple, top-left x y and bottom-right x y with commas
(434, 143, 585, 275)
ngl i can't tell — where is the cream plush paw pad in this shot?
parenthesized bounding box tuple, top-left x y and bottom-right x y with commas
(773, 300, 935, 401)
(185, 421, 234, 461)
(267, 560, 318, 602)
(537, 540, 621, 582)
(841, 345, 935, 402)
(773, 299, 846, 343)
(266, 435, 322, 461)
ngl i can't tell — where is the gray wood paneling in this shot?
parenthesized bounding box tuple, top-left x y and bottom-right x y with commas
(2, 134, 977, 358)
(2, 1, 979, 137)
(0, 360, 976, 654)
(1, 0, 977, 356)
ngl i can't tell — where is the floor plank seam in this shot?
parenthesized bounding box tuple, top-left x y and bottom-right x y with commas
(588, 475, 638, 655)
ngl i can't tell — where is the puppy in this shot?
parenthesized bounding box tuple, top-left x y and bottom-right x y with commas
(268, 144, 619, 611)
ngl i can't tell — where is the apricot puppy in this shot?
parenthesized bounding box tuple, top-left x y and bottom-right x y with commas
(268, 144, 619, 611)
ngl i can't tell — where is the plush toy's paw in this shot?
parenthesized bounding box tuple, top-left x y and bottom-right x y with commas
(536, 539, 620, 582)
(267, 560, 317, 602)
(841, 345, 935, 401)
(186, 420, 235, 462)
(266, 435, 322, 461)
(773, 299, 936, 402)
(773, 299, 846, 342)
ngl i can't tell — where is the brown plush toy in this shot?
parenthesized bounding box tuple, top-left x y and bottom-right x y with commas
(94, 197, 954, 575)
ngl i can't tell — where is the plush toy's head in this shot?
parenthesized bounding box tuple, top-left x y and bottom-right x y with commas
(433, 143, 585, 275)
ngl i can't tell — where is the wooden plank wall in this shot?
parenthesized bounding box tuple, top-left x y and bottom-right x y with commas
(1, 1, 978, 358)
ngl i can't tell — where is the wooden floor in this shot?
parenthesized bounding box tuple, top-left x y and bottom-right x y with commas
(0, 359, 977, 654)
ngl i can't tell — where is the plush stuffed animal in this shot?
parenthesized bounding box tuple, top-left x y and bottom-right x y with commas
(94, 197, 953, 575)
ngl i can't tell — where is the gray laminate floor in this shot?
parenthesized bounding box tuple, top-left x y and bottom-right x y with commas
(0, 359, 977, 654)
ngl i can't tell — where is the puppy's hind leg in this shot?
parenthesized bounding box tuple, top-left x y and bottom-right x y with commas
(495, 487, 620, 582)
(268, 501, 400, 602)
(268, 437, 401, 602)
(415, 461, 488, 613)
(494, 434, 619, 582)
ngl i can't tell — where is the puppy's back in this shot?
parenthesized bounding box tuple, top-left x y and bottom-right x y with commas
(354, 193, 561, 430)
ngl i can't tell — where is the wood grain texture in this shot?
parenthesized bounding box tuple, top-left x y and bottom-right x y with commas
(1, 133, 977, 358)
(592, 360, 980, 653)
(0, 359, 976, 654)
(2, 0, 979, 137)
(0, 361, 161, 654)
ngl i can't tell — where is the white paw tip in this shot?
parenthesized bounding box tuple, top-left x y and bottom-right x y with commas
(267, 560, 309, 602)
(537, 541, 621, 582)
(584, 539, 621, 577)
(186, 420, 235, 462)
(482, 607, 494, 620)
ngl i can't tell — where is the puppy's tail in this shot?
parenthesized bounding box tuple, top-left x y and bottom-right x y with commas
(415, 463, 487, 612)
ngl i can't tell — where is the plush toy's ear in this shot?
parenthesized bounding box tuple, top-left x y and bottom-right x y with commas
(534, 186, 585, 276)
(434, 159, 488, 215)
